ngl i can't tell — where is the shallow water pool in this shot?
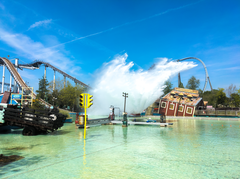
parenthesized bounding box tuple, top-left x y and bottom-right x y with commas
(0, 118, 240, 179)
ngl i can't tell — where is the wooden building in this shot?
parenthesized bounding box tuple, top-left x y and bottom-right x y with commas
(158, 87, 204, 117)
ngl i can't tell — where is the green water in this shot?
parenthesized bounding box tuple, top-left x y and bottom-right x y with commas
(0, 118, 240, 179)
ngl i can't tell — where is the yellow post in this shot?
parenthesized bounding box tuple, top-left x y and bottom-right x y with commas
(84, 94, 87, 139)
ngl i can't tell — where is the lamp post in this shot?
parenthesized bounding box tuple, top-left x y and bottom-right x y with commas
(122, 92, 128, 112)
(122, 92, 128, 127)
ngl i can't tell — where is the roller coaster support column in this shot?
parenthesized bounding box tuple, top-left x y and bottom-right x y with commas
(1, 65, 5, 93)
(64, 76, 66, 88)
(208, 77, 213, 92)
(53, 70, 56, 91)
(178, 73, 181, 87)
(13, 58, 19, 93)
(44, 65, 47, 79)
(10, 75, 12, 92)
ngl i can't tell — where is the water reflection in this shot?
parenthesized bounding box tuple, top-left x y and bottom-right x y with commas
(159, 126, 173, 136)
(78, 129, 83, 140)
(50, 130, 71, 135)
(1, 120, 239, 178)
(84, 127, 86, 139)
(122, 127, 128, 143)
(111, 125, 115, 139)
(83, 139, 86, 166)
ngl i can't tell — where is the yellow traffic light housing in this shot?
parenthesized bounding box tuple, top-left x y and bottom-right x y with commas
(77, 93, 93, 139)
(79, 94, 84, 108)
(87, 95, 93, 108)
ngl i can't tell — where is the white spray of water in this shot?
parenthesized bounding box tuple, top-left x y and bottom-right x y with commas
(89, 54, 197, 115)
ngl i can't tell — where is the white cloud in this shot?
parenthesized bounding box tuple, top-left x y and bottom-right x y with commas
(69, 66, 82, 75)
(18, 70, 37, 79)
(215, 66, 240, 71)
(0, 27, 76, 73)
(28, 19, 52, 30)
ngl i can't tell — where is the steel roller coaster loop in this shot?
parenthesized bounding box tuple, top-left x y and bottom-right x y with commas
(176, 57, 213, 93)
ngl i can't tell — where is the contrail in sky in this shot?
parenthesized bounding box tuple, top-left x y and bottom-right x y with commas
(50, 0, 202, 49)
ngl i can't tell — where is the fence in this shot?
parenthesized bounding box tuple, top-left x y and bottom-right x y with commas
(195, 110, 240, 117)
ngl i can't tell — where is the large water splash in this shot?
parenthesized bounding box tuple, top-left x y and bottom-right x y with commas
(89, 54, 197, 115)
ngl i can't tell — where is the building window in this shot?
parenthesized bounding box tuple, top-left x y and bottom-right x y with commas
(169, 103, 174, 110)
(186, 107, 193, 114)
(178, 105, 183, 112)
(161, 102, 166, 108)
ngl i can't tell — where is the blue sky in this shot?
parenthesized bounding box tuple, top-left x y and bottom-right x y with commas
(0, 0, 239, 92)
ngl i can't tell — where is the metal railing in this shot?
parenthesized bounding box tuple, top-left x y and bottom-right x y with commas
(195, 110, 240, 116)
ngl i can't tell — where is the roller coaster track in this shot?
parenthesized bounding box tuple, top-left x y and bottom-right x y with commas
(0, 57, 52, 107)
(19, 60, 89, 88)
(176, 57, 213, 92)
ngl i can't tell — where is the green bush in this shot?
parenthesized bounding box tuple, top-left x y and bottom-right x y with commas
(59, 109, 70, 118)
(30, 99, 45, 110)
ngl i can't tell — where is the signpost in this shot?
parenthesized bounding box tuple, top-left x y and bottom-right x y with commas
(11, 94, 22, 100)
(79, 93, 93, 139)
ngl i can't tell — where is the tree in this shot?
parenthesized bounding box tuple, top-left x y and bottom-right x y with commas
(198, 89, 203, 97)
(48, 77, 65, 93)
(48, 89, 60, 106)
(231, 93, 240, 107)
(36, 76, 49, 101)
(237, 86, 240, 95)
(224, 84, 237, 107)
(58, 82, 75, 109)
(30, 99, 45, 110)
(225, 84, 237, 97)
(201, 87, 240, 108)
(179, 82, 184, 88)
(186, 76, 200, 90)
(163, 80, 173, 95)
(201, 89, 218, 106)
(57, 81, 85, 111)
(216, 88, 227, 107)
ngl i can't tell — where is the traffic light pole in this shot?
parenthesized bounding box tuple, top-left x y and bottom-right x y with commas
(79, 93, 93, 139)
(84, 95, 87, 139)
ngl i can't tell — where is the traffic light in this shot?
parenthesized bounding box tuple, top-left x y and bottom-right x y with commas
(79, 94, 84, 108)
(87, 94, 93, 108)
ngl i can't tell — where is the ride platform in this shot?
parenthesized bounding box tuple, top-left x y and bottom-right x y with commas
(111, 121, 173, 127)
